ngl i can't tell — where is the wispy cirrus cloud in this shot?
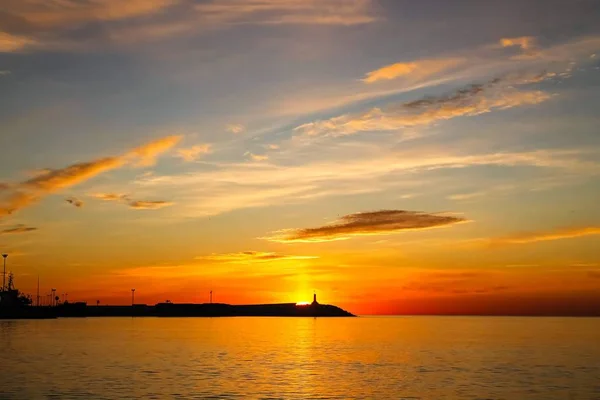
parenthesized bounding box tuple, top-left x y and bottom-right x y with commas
(195, 0, 376, 26)
(5, 0, 178, 26)
(265, 210, 468, 243)
(447, 191, 486, 201)
(295, 73, 553, 137)
(1, 0, 377, 51)
(197, 251, 318, 263)
(491, 226, 600, 246)
(0, 135, 180, 217)
(93, 193, 173, 210)
(362, 57, 466, 84)
(1, 224, 37, 235)
(134, 147, 598, 218)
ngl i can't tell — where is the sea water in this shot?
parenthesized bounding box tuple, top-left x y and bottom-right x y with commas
(1, 316, 598, 399)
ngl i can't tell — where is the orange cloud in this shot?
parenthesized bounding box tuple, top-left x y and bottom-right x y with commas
(500, 36, 537, 50)
(0, 32, 36, 52)
(13, 0, 177, 26)
(195, 0, 376, 26)
(176, 144, 211, 162)
(93, 193, 124, 202)
(93, 193, 173, 210)
(492, 226, 600, 246)
(0, 135, 180, 217)
(266, 210, 468, 243)
(126, 135, 182, 166)
(363, 57, 465, 84)
(197, 251, 318, 263)
(248, 153, 268, 162)
(128, 200, 173, 210)
(0, 191, 39, 217)
(25, 157, 124, 192)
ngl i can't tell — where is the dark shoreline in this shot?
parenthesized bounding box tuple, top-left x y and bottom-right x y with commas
(1, 302, 355, 319)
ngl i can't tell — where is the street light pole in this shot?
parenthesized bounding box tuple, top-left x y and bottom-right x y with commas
(131, 288, 135, 306)
(2, 254, 7, 292)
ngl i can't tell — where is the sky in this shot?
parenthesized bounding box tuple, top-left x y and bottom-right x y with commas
(1, 0, 600, 315)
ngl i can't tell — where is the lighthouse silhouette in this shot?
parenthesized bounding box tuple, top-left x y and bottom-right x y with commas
(312, 291, 318, 305)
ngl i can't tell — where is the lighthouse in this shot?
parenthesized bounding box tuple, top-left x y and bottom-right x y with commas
(312, 291, 318, 305)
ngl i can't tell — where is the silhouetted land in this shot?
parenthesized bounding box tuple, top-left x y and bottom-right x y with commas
(0, 301, 355, 319)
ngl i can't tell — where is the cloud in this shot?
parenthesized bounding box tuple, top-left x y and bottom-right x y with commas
(265, 210, 468, 243)
(226, 124, 245, 134)
(0, 0, 376, 51)
(195, 0, 376, 26)
(0, 70, 12, 76)
(93, 193, 172, 210)
(447, 192, 486, 201)
(93, 193, 128, 202)
(128, 200, 173, 210)
(295, 74, 553, 137)
(0, 31, 36, 52)
(197, 251, 318, 263)
(7, 0, 178, 27)
(248, 153, 268, 162)
(500, 36, 537, 50)
(363, 57, 466, 84)
(1, 224, 37, 235)
(491, 226, 600, 246)
(134, 147, 597, 218)
(24, 157, 125, 192)
(125, 135, 183, 167)
(176, 144, 211, 162)
(65, 197, 83, 208)
(570, 263, 598, 268)
(508, 35, 600, 62)
(267, 144, 280, 150)
(0, 135, 180, 217)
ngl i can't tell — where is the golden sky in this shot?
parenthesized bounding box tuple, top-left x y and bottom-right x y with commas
(1, 0, 599, 314)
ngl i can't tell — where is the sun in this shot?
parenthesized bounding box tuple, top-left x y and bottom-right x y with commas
(295, 301, 310, 306)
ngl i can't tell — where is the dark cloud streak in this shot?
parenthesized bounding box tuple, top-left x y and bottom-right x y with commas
(1, 224, 37, 234)
(267, 210, 468, 242)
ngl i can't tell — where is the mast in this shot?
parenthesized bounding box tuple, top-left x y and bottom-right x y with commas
(37, 276, 40, 307)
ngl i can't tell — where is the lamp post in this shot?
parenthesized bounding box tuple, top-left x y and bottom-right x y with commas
(51, 288, 56, 306)
(2, 254, 7, 292)
(131, 288, 135, 306)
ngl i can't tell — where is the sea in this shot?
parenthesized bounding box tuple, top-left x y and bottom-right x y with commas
(1, 316, 598, 399)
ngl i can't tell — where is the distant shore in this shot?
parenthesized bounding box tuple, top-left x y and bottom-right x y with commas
(1, 301, 355, 319)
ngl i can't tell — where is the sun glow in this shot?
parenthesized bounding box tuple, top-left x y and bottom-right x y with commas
(296, 301, 310, 306)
